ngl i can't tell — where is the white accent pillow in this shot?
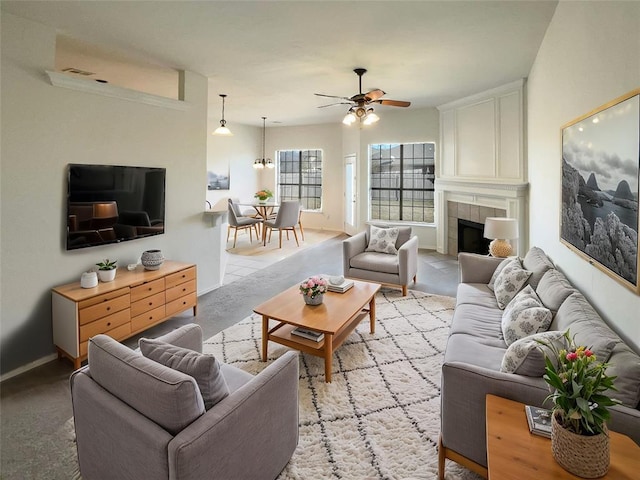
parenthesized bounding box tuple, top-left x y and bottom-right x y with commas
(139, 338, 230, 410)
(500, 330, 565, 376)
(488, 256, 518, 291)
(365, 225, 400, 254)
(493, 258, 532, 309)
(501, 285, 552, 345)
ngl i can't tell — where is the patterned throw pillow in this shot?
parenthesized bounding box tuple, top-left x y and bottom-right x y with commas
(365, 225, 400, 254)
(488, 256, 517, 292)
(139, 338, 230, 410)
(493, 258, 532, 309)
(500, 330, 565, 375)
(501, 285, 552, 345)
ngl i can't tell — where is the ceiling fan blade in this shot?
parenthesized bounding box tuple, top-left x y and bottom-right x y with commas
(317, 102, 353, 108)
(314, 93, 351, 101)
(364, 89, 385, 102)
(376, 99, 411, 107)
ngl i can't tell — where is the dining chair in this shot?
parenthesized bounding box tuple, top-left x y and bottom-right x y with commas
(227, 199, 262, 248)
(262, 200, 301, 248)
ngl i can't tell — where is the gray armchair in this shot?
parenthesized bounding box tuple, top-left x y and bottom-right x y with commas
(70, 324, 299, 480)
(343, 224, 418, 296)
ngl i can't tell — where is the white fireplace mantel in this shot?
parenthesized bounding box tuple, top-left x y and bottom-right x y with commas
(436, 179, 529, 256)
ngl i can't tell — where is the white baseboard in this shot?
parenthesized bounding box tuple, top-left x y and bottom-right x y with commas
(1, 353, 58, 383)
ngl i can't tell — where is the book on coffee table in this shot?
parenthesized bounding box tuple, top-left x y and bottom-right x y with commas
(525, 405, 552, 438)
(291, 327, 324, 342)
(320, 274, 354, 293)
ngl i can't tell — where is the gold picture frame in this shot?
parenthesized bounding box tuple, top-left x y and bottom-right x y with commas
(560, 88, 640, 294)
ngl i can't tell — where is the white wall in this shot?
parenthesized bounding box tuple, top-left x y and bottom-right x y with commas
(0, 13, 218, 375)
(527, 2, 640, 350)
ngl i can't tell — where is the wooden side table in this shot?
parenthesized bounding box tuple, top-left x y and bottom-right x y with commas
(485, 394, 640, 479)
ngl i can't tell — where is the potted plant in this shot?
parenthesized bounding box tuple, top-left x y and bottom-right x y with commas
(537, 330, 619, 478)
(254, 189, 273, 203)
(299, 276, 328, 306)
(96, 259, 117, 282)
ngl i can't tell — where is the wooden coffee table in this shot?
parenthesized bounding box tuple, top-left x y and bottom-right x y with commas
(485, 394, 640, 479)
(253, 279, 380, 383)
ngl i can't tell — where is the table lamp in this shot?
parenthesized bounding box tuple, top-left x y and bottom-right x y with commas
(484, 217, 518, 257)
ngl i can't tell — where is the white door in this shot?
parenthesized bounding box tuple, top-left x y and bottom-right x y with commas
(344, 154, 358, 236)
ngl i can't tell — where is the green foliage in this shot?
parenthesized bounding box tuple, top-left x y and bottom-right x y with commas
(96, 259, 117, 270)
(537, 330, 619, 436)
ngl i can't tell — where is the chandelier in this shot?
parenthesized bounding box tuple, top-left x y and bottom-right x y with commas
(342, 106, 380, 126)
(253, 117, 274, 169)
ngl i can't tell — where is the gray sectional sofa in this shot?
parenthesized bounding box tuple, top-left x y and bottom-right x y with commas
(439, 247, 640, 479)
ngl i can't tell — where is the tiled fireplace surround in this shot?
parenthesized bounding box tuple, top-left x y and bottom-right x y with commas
(436, 179, 528, 257)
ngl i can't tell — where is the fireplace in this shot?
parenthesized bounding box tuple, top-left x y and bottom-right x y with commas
(458, 219, 490, 255)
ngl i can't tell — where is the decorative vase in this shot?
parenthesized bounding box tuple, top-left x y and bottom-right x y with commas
(97, 268, 116, 282)
(141, 250, 164, 270)
(304, 293, 324, 306)
(80, 271, 98, 288)
(551, 412, 610, 478)
(258, 197, 268, 203)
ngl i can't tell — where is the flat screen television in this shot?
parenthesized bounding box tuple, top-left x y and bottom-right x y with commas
(66, 164, 166, 250)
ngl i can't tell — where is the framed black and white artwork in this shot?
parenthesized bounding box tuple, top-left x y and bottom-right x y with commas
(561, 88, 640, 294)
(207, 170, 229, 190)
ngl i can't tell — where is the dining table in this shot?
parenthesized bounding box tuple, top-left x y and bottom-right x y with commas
(237, 201, 280, 221)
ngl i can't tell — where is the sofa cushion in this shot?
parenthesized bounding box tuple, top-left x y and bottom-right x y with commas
(536, 269, 577, 315)
(487, 256, 516, 291)
(350, 251, 399, 274)
(450, 304, 504, 341)
(605, 342, 640, 408)
(501, 286, 552, 345)
(455, 283, 499, 309)
(493, 258, 532, 309)
(366, 223, 412, 249)
(522, 247, 555, 290)
(500, 330, 566, 376)
(88, 334, 205, 435)
(139, 338, 230, 410)
(365, 225, 400, 254)
(154, 323, 203, 353)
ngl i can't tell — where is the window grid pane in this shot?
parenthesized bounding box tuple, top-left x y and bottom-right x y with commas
(369, 142, 435, 223)
(277, 149, 322, 211)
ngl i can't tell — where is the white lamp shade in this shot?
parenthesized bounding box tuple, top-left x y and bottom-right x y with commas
(213, 125, 233, 136)
(484, 217, 519, 240)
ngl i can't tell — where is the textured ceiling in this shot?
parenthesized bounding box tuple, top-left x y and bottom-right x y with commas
(2, 1, 558, 126)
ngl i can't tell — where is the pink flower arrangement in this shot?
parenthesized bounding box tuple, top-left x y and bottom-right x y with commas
(299, 276, 328, 298)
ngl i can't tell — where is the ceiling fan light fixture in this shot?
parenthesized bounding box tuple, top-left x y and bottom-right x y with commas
(343, 110, 357, 125)
(212, 94, 233, 136)
(363, 109, 380, 125)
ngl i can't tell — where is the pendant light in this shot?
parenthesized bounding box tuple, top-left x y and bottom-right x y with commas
(253, 117, 274, 169)
(213, 94, 233, 136)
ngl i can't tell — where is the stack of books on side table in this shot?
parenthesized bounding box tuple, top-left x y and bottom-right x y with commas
(525, 405, 552, 438)
(291, 327, 324, 342)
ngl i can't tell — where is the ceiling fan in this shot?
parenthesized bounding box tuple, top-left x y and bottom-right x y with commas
(315, 68, 411, 125)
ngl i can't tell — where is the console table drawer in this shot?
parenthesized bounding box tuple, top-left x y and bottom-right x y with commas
(165, 267, 196, 290)
(80, 309, 131, 342)
(79, 294, 130, 325)
(80, 321, 131, 357)
(131, 291, 165, 317)
(165, 292, 197, 318)
(78, 288, 130, 310)
(166, 279, 196, 303)
(131, 305, 166, 332)
(130, 278, 165, 302)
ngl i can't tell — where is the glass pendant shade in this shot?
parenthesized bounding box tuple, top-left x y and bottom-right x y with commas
(363, 109, 380, 125)
(343, 111, 357, 125)
(212, 94, 233, 136)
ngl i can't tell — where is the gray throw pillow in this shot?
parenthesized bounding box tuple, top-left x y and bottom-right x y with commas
(139, 338, 230, 410)
(501, 330, 566, 376)
(365, 225, 400, 254)
(493, 258, 532, 309)
(501, 285, 552, 345)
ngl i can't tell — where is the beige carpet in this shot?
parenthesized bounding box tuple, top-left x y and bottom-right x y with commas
(204, 288, 482, 480)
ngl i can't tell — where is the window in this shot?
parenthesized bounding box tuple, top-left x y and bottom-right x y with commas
(369, 143, 435, 223)
(277, 149, 323, 210)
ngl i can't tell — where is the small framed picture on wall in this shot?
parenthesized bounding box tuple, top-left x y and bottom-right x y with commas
(560, 88, 640, 294)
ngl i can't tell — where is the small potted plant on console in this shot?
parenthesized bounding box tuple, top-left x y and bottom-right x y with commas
(96, 259, 117, 282)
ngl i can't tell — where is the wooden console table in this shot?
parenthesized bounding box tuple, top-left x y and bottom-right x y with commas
(485, 394, 640, 479)
(52, 261, 197, 369)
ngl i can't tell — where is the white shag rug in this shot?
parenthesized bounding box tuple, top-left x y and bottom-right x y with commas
(203, 289, 482, 480)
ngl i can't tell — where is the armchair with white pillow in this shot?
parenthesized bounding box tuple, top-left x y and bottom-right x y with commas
(343, 224, 418, 296)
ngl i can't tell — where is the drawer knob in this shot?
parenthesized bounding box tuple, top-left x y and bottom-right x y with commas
(182, 288, 186, 292)
(183, 301, 186, 305)
(148, 287, 152, 291)
(149, 302, 153, 306)
(107, 322, 111, 327)
(106, 307, 111, 311)
(149, 316, 153, 320)
(182, 274, 186, 278)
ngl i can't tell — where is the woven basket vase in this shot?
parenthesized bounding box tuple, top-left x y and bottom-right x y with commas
(551, 412, 610, 478)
